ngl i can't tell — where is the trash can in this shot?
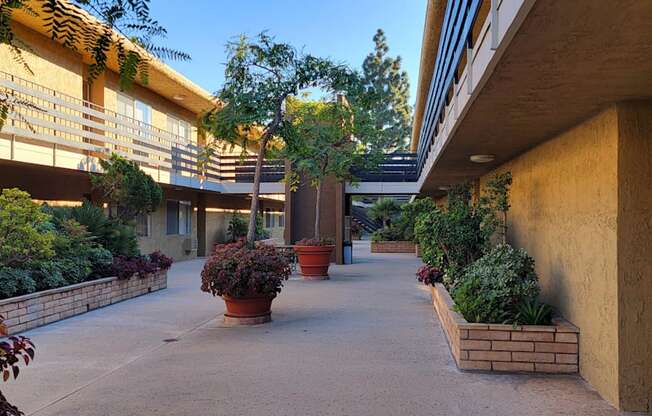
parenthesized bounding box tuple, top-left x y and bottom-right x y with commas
(343, 241, 353, 264)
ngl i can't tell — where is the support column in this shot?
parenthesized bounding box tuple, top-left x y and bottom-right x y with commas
(196, 193, 207, 257)
(335, 181, 345, 265)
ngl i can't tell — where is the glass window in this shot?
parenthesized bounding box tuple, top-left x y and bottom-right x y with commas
(135, 213, 151, 237)
(166, 200, 191, 235)
(278, 212, 285, 228)
(167, 115, 191, 142)
(166, 200, 179, 235)
(265, 209, 273, 228)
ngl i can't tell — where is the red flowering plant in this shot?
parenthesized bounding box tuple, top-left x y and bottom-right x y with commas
(1, 314, 35, 416)
(416, 265, 444, 286)
(201, 240, 291, 298)
(148, 251, 173, 270)
(295, 238, 334, 247)
(112, 251, 173, 279)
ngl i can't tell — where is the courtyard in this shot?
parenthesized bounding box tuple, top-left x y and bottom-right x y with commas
(3, 242, 622, 416)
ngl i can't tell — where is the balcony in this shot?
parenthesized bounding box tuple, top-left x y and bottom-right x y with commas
(0, 71, 285, 194)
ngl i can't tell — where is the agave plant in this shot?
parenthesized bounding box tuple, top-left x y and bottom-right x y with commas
(514, 299, 553, 325)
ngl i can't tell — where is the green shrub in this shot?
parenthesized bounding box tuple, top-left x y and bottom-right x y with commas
(227, 214, 269, 242)
(452, 244, 539, 323)
(0, 267, 35, 299)
(99, 219, 140, 257)
(28, 261, 67, 292)
(0, 188, 55, 267)
(87, 246, 114, 279)
(396, 197, 436, 242)
(371, 225, 405, 242)
(368, 198, 401, 228)
(514, 299, 553, 325)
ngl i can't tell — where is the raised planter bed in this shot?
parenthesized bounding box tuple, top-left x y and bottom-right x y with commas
(0, 270, 168, 335)
(415, 244, 422, 257)
(371, 241, 415, 253)
(431, 283, 579, 374)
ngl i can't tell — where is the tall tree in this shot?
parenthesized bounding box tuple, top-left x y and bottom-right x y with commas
(347, 29, 412, 151)
(1, 0, 189, 130)
(202, 33, 346, 247)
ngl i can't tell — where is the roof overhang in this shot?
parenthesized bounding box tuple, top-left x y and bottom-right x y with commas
(417, 0, 652, 195)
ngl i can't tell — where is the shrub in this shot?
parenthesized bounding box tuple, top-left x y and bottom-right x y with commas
(201, 240, 291, 298)
(90, 154, 162, 223)
(416, 265, 444, 286)
(1, 314, 35, 415)
(227, 213, 269, 242)
(28, 261, 67, 292)
(452, 244, 539, 323)
(295, 238, 334, 246)
(87, 246, 114, 279)
(371, 225, 405, 242)
(396, 197, 437, 242)
(514, 299, 554, 325)
(0, 188, 55, 267)
(100, 220, 140, 257)
(368, 198, 400, 228)
(148, 251, 173, 270)
(0, 268, 35, 300)
(111, 255, 157, 280)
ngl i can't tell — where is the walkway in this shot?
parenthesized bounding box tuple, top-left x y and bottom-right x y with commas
(5, 242, 625, 415)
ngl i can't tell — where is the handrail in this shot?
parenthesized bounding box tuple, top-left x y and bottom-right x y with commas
(416, 0, 483, 174)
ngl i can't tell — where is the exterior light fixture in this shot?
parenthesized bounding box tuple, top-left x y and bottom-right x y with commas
(172, 94, 186, 101)
(438, 186, 450, 191)
(469, 154, 495, 163)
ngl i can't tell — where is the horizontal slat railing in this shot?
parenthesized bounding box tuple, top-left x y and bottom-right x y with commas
(351, 153, 418, 182)
(0, 71, 287, 187)
(416, 0, 484, 174)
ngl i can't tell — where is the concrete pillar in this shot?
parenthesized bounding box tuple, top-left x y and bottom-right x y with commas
(196, 193, 207, 257)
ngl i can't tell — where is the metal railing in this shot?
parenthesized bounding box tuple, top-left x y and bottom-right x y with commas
(351, 153, 418, 182)
(416, 0, 484, 174)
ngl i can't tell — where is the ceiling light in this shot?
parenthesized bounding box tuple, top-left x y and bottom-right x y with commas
(469, 154, 495, 163)
(172, 94, 186, 101)
(438, 186, 450, 191)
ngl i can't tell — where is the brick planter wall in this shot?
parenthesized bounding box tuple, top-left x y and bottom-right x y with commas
(431, 284, 579, 373)
(415, 244, 422, 257)
(371, 241, 415, 253)
(0, 270, 167, 335)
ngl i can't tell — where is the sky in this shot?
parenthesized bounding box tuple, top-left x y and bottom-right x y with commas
(149, 0, 427, 106)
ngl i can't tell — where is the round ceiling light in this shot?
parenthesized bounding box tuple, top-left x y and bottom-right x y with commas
(469, 154, 495, 163)
(172, 94, 186, 101)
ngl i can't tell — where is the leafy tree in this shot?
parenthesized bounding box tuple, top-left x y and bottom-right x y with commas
(202, 33, 346, 247)
(90, 153, 162, 224)
(368, 198, 401, 229)
(345, 29, 412, 151)
(0, 188, 55, 267)
(1, 0, 190, 130)
(282, 96, 371, 241)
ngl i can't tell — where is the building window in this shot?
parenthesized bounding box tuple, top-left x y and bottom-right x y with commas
(278, 212, 285, 228)
(166, 200, 192, 235)
(265, 209, 273, 228)
(167, 115, 191, 142)
(135, 213, 151, 237)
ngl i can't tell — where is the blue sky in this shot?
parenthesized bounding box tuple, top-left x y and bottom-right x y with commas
(150, 1, 427, 106)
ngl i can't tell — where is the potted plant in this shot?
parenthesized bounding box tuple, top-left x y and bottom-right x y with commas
(201, 240, 291, 324)
(283, 97, 374, 279)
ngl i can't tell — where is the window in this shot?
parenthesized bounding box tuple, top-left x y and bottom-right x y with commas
(265, 209, 274, 228)
(278, 212, 285, 228)
(135, 213, 151, 237)
(166, 200, 192, 235)
(167, 115, 191, 142)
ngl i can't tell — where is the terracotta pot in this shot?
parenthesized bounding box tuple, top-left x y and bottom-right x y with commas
(222, 294, 274, 324)
(293, 245, 335, 279)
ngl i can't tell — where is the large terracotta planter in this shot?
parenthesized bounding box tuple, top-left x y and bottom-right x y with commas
(293, 245, 335, 280)
(222, 294, 275, 325)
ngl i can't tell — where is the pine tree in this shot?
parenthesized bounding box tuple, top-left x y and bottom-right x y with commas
(348, 29, 412, 151)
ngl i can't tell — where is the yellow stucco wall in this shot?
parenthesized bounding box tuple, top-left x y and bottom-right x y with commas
(481, 107, 621, 406)
(616, 101, 652, 412)
(0, 22, 83, 98)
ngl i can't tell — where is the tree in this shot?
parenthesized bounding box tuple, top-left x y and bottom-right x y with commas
(345, 29, 412, 151)
(0, 0, 190, 129)
(368, 198, 401, 229)
(282, 96, 371, 241)
(90, 153, 162, 223)
(202, 33, 346, 247)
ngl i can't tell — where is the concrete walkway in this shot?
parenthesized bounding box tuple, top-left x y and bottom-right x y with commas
(4, 241, 626, 415)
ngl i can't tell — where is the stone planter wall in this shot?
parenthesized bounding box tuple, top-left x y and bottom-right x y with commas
(371, 241, 415, 253)
(431, 284, 579, 373)
(415, 244, 422, 257)
(0, 270, 168, 335)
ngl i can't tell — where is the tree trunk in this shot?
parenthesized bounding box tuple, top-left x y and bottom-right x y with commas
(246, 135, 270, 248)
(314, 180, 322, 241)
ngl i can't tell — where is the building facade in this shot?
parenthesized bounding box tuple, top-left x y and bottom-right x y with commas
(411, 0, 651, 411)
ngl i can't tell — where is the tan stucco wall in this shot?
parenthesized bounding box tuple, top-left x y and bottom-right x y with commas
(0, 22, 83, 98)
(481, 108, 621, 406)
(616, 101, 652, 412)
(206, 211, 234, 252)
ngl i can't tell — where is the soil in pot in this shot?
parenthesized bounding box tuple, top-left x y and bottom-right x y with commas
(294, 245, 335, 280)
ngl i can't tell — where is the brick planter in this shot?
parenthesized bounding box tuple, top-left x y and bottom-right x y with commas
(371, 241, 415, 253)
(431, 284, 579, 374)
(0, 270, 167, 335)
(415, 244, 422, 257)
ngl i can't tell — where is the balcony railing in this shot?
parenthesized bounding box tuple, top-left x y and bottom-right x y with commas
(416, 0, 484, 174)
(350, 153, 418, 182)
(0, 70, 286, 187)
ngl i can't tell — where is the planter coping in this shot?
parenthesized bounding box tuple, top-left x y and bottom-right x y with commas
(433, 283, 579, 333)
(0, 270, 164, 306)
